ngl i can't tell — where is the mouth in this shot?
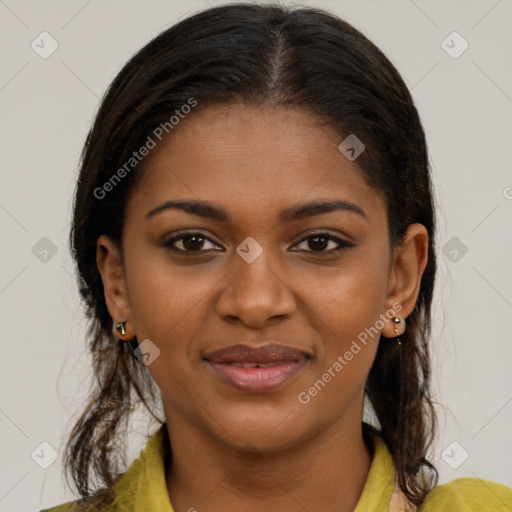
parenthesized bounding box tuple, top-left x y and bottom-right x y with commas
(204, 343, 311, 393)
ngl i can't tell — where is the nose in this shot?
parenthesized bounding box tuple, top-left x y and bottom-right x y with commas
(216, 248, 296, 328)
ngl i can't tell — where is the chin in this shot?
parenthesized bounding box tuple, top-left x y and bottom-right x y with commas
(206, 403, 309, 452)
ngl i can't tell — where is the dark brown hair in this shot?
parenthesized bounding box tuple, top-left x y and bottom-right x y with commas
(65, 3, 438, 508)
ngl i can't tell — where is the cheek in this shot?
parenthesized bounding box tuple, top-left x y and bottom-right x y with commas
(123, 248, 214, 399)
(305, 246, 390, 383)
(123, 244, 213, 349)
(317, 250, 390, 337)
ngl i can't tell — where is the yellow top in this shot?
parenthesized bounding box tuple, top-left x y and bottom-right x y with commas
(41, 425, 512, 512)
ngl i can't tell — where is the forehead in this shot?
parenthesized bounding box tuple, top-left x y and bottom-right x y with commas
(128, 104, 387, 228)
(150, 103, 344, 173)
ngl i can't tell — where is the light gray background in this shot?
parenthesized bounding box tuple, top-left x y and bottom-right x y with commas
(1, 0, 511, 510)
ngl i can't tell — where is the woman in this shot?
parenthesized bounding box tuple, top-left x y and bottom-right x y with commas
(41, 3, 512, 511)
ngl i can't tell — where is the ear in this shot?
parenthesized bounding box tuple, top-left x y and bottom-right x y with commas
(380, 223, 429, 338)
(96, 234, 135, 340)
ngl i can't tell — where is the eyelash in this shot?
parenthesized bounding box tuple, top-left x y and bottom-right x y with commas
(162, 230, 355, 255)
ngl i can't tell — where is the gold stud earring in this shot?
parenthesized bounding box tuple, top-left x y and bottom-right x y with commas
(115, 321, 127, 337)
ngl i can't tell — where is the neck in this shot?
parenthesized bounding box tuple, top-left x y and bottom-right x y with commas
(165, 415, 372, 512)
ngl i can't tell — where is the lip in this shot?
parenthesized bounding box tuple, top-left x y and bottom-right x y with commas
(204, 343, 311, 393)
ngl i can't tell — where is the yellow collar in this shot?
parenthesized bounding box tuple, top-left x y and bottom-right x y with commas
(110, 425, 397, 511)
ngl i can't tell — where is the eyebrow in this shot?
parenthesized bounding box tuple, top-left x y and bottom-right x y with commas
(146, 198, 367, 223)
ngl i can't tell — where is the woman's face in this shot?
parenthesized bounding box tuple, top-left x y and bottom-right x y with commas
(98, 104, 427, 452)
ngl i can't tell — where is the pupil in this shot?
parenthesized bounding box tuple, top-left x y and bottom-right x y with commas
(183, 235, 204, 251)
(309, 236, 328, 251)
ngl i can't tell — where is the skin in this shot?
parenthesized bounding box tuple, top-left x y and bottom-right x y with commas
(97, 103, 428, 512)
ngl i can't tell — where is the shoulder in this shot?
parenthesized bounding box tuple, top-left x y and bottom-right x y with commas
(39, 500, 102, 512)
(39, 500, 82, 512)
(39, 500, 113, 512)
(39, 425, 167, 512)
(39, 489, 117, 512)
(420, 477, 512, 511)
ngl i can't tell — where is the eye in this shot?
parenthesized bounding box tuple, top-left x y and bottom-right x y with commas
(163, 231, 222, 253)
(162, 230, 355, 255)
(292, 232, 355, 254)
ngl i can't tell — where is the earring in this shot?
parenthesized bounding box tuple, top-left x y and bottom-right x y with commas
(392, 316, 403, 345)
(115, 321, 127, 337)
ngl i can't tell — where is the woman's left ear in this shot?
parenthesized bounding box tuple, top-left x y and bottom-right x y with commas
(380, 223, 429, 338)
